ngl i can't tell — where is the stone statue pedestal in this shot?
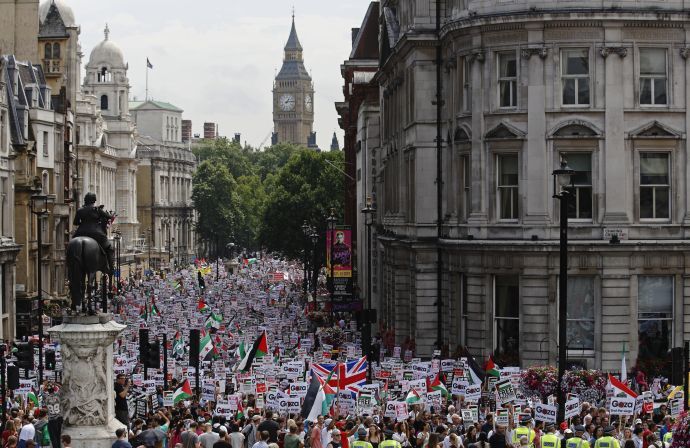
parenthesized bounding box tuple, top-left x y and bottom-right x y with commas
(48, 314, 127, 448)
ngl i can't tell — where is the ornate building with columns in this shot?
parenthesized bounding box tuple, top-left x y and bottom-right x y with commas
(78, 24, 138, 253)
(360, 0, 690, 372)
(132, 100, 196, 268)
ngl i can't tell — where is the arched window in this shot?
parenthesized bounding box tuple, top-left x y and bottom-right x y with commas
(100, 94, 108, 110)
(52, 43, 60, 59)
(44, 43, 52, 59)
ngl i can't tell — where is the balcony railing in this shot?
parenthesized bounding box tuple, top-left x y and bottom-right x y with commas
(43, 59, 61, 75)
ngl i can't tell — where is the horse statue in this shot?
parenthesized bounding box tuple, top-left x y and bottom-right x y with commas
(67, 237, 112, 314)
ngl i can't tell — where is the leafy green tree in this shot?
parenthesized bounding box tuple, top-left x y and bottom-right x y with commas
(193, 138, 254, 180)
(235, 174, 266, 251)
(249, 143, 300, 181)
(259, 149, 345, 261)
(192, 161, 243, 255)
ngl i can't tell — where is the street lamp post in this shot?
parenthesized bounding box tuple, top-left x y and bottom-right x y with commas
(552, 160, 574, 423)
(310, 231, 318, 299)
(326, 209, 337, 323)
(301, 221, 310, 297)
(30, 193, 53, 386)
(114, 232, 122, 294)
(361, 196, 376, 378)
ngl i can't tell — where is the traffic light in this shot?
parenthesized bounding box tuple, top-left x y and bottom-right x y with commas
(7, 366, 19, 390)
(139, 328, 149, 367)
(15, 342, 34, 371)
(146, 340, 160, 369)
(189, 329, 200, 368)
(45, 349, 56, 370)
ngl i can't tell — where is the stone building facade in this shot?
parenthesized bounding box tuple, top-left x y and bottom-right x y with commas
(132, 100, 196, 268)
(79, 24, 138, 252)
(360, 0, 690, 371)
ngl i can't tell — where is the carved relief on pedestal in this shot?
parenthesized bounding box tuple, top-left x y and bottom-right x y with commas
(61, 344, 108, 426)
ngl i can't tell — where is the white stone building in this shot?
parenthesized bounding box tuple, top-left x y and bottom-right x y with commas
(364, 0, 690, 372)
(78, 25, 139, 254)
(131, 100, 196, 268)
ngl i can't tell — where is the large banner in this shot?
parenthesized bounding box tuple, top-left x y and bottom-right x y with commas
(326, 228, 352, 277)
(326, 228, 353, 301)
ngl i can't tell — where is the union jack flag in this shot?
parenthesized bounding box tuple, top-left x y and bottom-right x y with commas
(311, 357, 368, 398)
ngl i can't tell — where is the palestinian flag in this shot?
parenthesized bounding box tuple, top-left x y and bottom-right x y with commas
(197, 299, 209, 313)
(273, 346, 281, 363)
(199, 330, 214, 361)
(150, 300, 160, 317)
(236, 341, 247, 359)
(485, 356, 501, 378)
(235, 322, 243, 335)
(466, 355, 486, 385)
(205, 312, 223, 329)
(173, 379, 193, 404)
(427, 373, 450, 398)
(301, 373, 328, 421)
(172, 332, 185, 358)
(321, 380, 336, 415)
(237, 400, 245, 419)
(27, 390, 39, 406)
(139, 304, 149, 321)
(236, 331, 268, 372)
(405, 388, 423, 405)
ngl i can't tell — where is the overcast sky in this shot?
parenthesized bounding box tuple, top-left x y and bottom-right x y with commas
(68, 0, 373, 149)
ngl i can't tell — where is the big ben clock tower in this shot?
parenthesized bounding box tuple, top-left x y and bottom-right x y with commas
(273, 15, 315, 147)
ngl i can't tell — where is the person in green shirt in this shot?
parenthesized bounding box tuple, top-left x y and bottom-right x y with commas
(285, 424, 304, 448)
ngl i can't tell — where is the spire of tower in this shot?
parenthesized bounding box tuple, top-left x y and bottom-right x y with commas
(284, 13, 303, 51)
(104, 23, 110, 40)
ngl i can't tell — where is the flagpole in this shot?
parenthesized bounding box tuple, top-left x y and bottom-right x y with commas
(146, 59, 149, 101)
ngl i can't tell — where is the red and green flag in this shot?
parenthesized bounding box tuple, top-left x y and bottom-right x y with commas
(197, 299, 210, 313)
(237, 331, 268, 371)
(427, 373, 450, 398)
(173, 379, 193, 404)
(485, 356, 501, 378)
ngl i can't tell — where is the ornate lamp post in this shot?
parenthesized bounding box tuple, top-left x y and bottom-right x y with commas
(310, 231, 319, 299)
(301, 221, 310, 296)
(113, 231, 121, 294)
(326, 209, 337, 323)
(552, 160, 574, 423)
(30, 193, 54, 385)
(361, 195, 376, 377)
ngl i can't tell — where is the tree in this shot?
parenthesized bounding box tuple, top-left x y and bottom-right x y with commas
(193, 138, 254, 180)
(259, 149, 345, 262)
(192, 161, 243, 255)
(235, 174, 266, 251)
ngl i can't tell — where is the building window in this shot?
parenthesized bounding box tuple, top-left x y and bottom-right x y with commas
(640, 153, 670, 220)
(640, 48, 667, 105)
(100, 94, 108, 110)
(42, 131, 48, 157)
(567, 277, 595, 351)
(44, 43, 52, 59)
(460, 155, 470, 220)
(460, 274, 468, 347)
(494, 275, 519, 365)
(561, 48, 590, 106)
(563, 153, 592, 220)
(497, 154, 519, 220)
(638, 276, 673, 361)
(52, 43, 60, 59)
(498, 52, 517, 108)
(462, 58, 472, 113)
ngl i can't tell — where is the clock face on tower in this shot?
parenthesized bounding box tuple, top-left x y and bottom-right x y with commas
(305, 94, 313, 112)
(279, 94, 295, 111)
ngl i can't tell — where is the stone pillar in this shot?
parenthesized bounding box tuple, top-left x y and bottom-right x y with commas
(48, 315, 126, 448)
